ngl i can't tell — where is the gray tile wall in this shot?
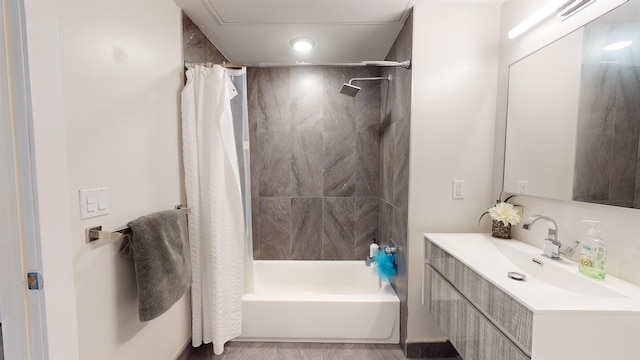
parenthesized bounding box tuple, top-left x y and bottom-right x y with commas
(249, 66, 382, 260)
(182, 11, 411, 264)
(182, 13, 227, 64)
(381, 12, 413, 351)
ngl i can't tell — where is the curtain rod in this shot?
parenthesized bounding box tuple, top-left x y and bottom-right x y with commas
(184, 61, 244, 69)
(184, 59, 411, 69)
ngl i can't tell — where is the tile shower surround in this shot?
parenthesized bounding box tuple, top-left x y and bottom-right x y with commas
(183, 10, 412, 266)
(183, 14, 227, 64)
(380, 11, 414, 355)
(180, 12, 452, 357)
(249, 66, 383, 260)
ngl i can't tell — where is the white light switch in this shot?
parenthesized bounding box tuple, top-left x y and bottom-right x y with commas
(517, 180, 528, 194)
(98, 189, 109, 210)
(86, 194, 97, 212)
(79, 188, 109, 219)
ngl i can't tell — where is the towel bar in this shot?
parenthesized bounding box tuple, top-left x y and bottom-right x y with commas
(85, 206, 189, 243)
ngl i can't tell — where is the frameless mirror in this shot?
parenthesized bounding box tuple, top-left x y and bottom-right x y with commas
(504, 0, 640, 208)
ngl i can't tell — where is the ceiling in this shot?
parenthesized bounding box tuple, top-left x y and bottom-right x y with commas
(175, 0, 418, 65)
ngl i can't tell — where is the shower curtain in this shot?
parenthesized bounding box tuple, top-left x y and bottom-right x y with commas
(181, 65, 248, 355)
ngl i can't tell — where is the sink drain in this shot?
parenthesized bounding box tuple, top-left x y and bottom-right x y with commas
(507, 271, 526, 281)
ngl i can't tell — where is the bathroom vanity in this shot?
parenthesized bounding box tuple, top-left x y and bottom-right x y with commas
(424, 233, 640, 360)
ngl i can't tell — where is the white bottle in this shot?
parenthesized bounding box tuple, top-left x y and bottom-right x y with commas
(369, 239, 379, 258)
(578, 220, 607, 279)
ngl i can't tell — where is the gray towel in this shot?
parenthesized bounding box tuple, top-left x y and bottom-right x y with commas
(118, 209, 191, 321)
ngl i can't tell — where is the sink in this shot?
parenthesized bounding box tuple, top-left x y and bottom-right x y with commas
(425, 233, 640, 360)
(492, 238, 627, 298)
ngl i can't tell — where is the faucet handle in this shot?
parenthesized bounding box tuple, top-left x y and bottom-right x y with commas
(559, 240, 581, 257)
(546, 237, 562, 246)
(543, 238, 561, 259)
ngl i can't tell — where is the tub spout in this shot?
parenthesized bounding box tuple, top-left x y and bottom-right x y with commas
(365, 256, 374, 267)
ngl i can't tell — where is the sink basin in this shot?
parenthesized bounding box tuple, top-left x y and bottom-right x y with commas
(425, 233, 640, 360)
(492, 238, 627, 298)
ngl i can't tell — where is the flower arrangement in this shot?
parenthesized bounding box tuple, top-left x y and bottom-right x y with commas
(480, 195, 522, 238)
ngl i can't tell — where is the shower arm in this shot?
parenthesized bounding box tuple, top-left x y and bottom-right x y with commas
(348, 75, 391, 86)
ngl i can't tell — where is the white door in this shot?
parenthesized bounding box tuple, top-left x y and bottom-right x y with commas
(0, 0, 48, 358)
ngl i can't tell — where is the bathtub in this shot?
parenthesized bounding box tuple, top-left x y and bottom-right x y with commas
(236, 260, 400, 343)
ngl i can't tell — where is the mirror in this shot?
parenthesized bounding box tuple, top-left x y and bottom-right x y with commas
(504, 0, 640, 208)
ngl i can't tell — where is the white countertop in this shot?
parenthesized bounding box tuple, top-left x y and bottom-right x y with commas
(425, 233, 640, 313)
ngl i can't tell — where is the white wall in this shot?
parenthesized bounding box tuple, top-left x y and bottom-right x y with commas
(496, 0, 640, 286)
(24, 0, 190, 359)
(407, 1, 501, 342)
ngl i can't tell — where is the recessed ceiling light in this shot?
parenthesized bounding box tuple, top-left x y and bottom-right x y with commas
(603, 40, 633, 51)
(290, 38, 314, 52)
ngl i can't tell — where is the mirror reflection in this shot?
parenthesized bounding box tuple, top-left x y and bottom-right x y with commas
(504, 0, 640, 208)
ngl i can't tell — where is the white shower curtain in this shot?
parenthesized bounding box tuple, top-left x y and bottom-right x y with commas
(181, 65, 245, 355)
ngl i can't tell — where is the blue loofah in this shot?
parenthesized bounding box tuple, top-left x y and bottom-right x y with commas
(373, 251, 397, 281)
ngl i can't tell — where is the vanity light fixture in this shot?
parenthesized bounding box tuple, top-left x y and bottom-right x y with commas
(557, 0, 597, 21)
(603, 40, 633, 51)
(290, 37, 314, 52)
(508, 0, 570, 39)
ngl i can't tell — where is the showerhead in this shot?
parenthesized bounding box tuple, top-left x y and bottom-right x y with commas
(339, 75, 391, 96)
(340, 83, 361, 97)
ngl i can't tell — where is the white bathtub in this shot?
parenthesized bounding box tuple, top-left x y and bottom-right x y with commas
(236, 260, 400, 343)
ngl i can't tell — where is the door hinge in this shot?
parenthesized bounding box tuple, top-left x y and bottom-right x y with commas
(27, 272, 43, 290)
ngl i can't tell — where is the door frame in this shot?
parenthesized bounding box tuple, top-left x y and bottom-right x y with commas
(0, 0, 49, 358)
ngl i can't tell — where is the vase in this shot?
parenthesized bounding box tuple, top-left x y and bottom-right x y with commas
(491, 220, 511, 239)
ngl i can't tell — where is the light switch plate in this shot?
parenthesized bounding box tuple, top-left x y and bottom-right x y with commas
(79, 188, 109, 219)
(516, 180, 528, 194)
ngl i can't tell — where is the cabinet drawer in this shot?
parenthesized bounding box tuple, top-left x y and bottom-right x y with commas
(430, 269, 530, 360)
(427, 239, 533, 354)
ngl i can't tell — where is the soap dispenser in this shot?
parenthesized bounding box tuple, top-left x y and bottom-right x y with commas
(369, 239, 379, 258)
(578, 220, 607, 279)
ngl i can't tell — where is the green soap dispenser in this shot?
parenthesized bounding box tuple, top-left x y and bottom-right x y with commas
(578, 220, 607, 279)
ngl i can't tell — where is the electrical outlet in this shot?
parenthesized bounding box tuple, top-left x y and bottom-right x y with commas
(517, 180, 528, 194)
(452, 180, 464, 199)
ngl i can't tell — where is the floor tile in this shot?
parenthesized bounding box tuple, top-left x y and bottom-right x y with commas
(183, 342, 462, 360)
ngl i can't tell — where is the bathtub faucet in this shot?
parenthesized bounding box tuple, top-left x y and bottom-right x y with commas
(365, 239, 398, 266)
(522, 215, 580, 259)
(365, 256, 375, 266)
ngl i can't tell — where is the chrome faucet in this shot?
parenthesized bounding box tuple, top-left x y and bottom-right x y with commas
(522, 215, 563, 259)
(522, 215, 581, 259)
(365, 256, 375, 266)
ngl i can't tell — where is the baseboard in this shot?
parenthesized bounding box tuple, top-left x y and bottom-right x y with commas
(175, 339, 193, 360)
(404, 341, 459, 358)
